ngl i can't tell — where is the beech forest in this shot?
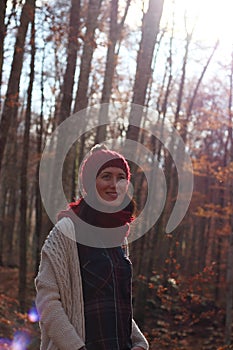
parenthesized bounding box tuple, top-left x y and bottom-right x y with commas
(0, 0, 233, 349)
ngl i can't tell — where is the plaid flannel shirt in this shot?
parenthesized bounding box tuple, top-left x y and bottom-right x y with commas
(77, 244, 133, 350)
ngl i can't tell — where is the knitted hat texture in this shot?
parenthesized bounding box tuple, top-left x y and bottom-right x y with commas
(80, 144, 131, 193)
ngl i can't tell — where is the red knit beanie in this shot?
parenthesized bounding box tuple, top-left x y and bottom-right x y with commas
(80, 144, 131, 194)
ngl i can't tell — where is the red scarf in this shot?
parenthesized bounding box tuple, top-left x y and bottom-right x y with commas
(58, 198, 134, 229)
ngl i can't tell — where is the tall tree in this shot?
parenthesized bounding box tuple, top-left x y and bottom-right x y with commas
(34, 42, 46, 274)
(224, 51, 233, 344)
(18, 3, 36, 311)
(0, 134, 18, 267)
(0, 0, 36, 174)
(225, 232, 233, 345)
(95, 0, 131, 143)
(58, 0, 81, 124)
(73, 0, 102, 114)
(125, 0, 164, 325)
(73, 0, 102, 191)
(48, 0, 81, 208)
(127, 0, 164, 142)
(157, 20, 196, 250)
(0, 0, 7, 108)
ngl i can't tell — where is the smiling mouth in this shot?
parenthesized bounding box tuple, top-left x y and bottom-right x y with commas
(106, 192, 118, 199)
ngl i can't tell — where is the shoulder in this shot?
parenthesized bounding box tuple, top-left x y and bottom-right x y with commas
(55, 217, 76, 240)
(42, 217, 76, 253)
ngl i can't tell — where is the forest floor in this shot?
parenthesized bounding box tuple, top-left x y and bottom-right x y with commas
(0, 266, 232, 350)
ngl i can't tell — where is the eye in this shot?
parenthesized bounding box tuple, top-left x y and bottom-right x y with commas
(101, 174, 111, 180)
(117, 175, 126, 181)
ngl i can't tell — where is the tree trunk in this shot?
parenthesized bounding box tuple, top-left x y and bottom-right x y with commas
(182, 40, 219, 143)
(158, 24, 193, 239)
(54, 0, 81, 203)
(74, 0, 102, 114)
(224, 51, 233, 344)
(225, 232, 233, 344)
(18, 10, 35, 311)
(6, 184, 18, 267)
(34, 46, 45, 274)
(0, 175, 7, 266)
(0, 0, 7, 109)
(95, 0, 131, 143)
(58, 0, 80, 124)
(73, 0, 102, 188)
(0, 0, 35, 173)
(125, 0, 164, 325)
(0, 121, 19, 267)
(127, 0, 164, 142)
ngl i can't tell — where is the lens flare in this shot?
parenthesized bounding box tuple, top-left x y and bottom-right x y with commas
(0, 307, 37, 349)
(11, 331, 30, 350)
(28, 306, 39, 323)
(0, 338, 11, 349)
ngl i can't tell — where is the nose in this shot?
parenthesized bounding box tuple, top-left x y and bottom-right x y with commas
(109, 176, 117, 188)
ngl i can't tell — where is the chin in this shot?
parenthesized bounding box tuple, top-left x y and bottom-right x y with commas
(95, 191, 126, 209)
(100, 197, 125, 209)
(106, 200, 123, 207)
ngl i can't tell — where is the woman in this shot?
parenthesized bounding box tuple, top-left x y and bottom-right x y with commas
(35, 144, 149, 350)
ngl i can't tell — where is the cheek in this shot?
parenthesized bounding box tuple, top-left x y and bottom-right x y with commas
(96, 180, 106, 194)
(117, 180, 128, 193)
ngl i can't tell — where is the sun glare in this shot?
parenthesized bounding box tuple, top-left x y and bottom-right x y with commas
(162, 0, 233, 47)
(127, 0, 233, 51)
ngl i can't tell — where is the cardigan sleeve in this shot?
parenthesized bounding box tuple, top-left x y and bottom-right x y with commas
(35, 248, 85, 350)
(131, 318, 149, 349)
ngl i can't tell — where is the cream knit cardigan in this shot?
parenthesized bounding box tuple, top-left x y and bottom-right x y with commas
(35, 217, 149, 350)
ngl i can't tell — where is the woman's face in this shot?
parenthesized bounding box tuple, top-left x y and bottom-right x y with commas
(95, 167, 128, 207)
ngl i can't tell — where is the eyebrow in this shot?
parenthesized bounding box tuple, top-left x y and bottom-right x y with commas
(100, 171, 126, 176)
